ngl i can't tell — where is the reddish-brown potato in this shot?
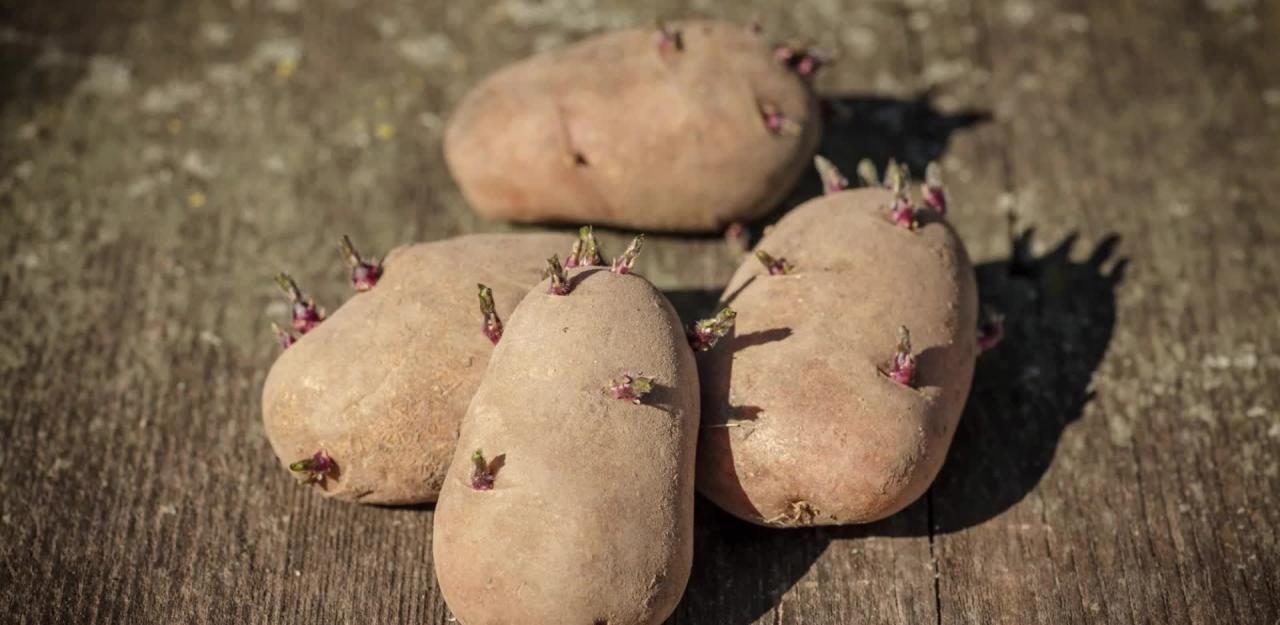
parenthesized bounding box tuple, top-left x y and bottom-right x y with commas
(697, 187, 979, 526)
(444, 19, 821, 232)
(433, 268, 699, 625)
(261, 232, 571, 505)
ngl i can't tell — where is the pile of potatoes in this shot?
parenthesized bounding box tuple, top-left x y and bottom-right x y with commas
(261, 19, 997, 625)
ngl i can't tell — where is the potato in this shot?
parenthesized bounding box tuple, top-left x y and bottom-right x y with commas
(433, 260, 700, 625)
(697, 169, 980, 526)
(444, 19, 822, 233)
(261, 232, 572, 505)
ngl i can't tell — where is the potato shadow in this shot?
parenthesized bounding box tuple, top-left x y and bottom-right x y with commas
(668, 497, 833, 625)
(911, 344, 953, 390)
(673, 318, 820, 625)
(695, 324, 790, 430)
(921, 229, 1125, 534)
(665, 288, 725, 320)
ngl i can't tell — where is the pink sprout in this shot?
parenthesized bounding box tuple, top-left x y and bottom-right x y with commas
(690, 307, 737, 352)
(340, 235, 383, 292)
(565, 226, 603, 269)
(611, 234, 644, 275)
(289, 450, 336, 485)
(272, 323, 297, 350)
(856, 158, 881, 188)
(814, 155, 848, 195)
(759, 102, 799, 135)
(774, 44, 830, 78)
(608, 373, 655, 405)
(885, 326, 917, 387)
(890, 196, 918, 229)
(724, 221, 750, 254)
(978, 308, 1005, 352)
(470, 449, 495, 491)
(656, 23, 683, 52)
(922, 162, 947, 216)
(478, 284, 503, 345)
(545, 255, 571, 295)
(274, 273, 324, 334)
(885, 161, 918, 230)
(754, 250, 793, 275)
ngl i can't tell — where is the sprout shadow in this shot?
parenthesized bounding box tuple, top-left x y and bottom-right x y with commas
(695, 324, 790, 430)
(732, 328, 793, 351)
(646, 380, 694, 415)
(487, 453, 507, 480)
(736, 90, 991, 248)
(816, 89, 991, 183)
(721, 275, 756, 308)
(912, 344, 954, 390)
(567, 266, 609, 290)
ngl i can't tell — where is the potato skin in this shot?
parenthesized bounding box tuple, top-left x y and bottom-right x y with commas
(444, 19, 821, 233)
(261, 233, 572, 505)
(697, 189, 979, 526)
(433, 269, 699, 625)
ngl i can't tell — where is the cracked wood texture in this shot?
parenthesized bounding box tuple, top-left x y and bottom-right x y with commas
(1, 0, 1277, 624)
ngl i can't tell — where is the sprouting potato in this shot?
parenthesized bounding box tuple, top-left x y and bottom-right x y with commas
(444, 20, 822, 232)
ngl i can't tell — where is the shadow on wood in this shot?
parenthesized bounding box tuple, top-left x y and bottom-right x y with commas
(818, 89, 991, 179)
(670, 498, 832, 625)
(843, 228, 1125, 537)
(823, 230, 1124, 538)
(926, 229, 1126, 534)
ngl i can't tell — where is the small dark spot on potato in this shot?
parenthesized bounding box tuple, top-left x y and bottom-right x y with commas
(573, 151, 590, 166)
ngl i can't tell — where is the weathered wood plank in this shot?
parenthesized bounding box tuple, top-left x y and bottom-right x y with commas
(925, 0, 1280, 624)
(0, 0, 1276, 624)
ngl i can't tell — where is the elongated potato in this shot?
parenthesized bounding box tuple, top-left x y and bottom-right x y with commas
(697, 182, 979, 526)
(433, 267, 700, 625)
(444, 19, 821, 232)
(261, 232, 571, 505)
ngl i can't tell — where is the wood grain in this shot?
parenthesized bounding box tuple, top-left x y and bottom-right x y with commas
(0, 0, 1276, 623)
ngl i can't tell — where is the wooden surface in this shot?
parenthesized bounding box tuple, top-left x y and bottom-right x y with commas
(2, 0, 1278, 623)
